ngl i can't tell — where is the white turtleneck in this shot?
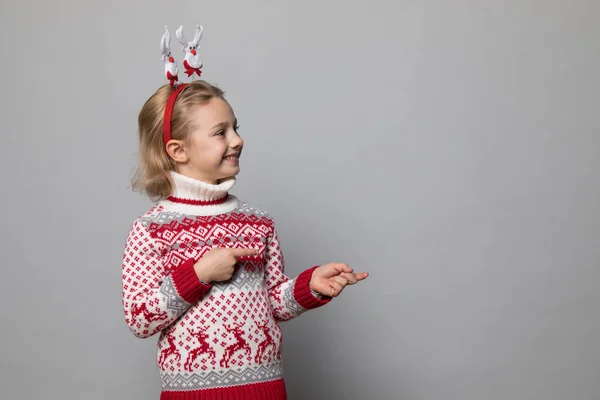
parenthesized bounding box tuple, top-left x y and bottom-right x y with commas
(157, 171, 240, 216)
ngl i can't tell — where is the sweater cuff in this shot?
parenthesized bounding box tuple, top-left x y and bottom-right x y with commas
(170, 258, 212, 304)
(294, 266, 332, 310)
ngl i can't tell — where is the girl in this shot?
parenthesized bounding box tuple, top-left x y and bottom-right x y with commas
(122, 72, 368, 400)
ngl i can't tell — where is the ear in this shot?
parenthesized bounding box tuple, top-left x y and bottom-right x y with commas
(165, 139, 188, 163)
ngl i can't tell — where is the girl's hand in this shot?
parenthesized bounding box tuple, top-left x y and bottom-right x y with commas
(194, 247, 259, 283)
(309, 263, 369, 297)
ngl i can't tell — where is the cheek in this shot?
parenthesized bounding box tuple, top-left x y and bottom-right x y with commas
(191, 141, 226, 163)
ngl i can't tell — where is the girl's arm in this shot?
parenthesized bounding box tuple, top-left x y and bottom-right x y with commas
(121, 219, 211, 338)
(264, 225, 331, 322)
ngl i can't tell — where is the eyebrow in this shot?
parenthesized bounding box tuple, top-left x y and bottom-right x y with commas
(210, 119, 238, 130)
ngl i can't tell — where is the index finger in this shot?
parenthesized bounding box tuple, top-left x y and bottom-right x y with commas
(355, 272, 369, 281)
(340, 271, 368, 284)
(231, 247, 260, 257)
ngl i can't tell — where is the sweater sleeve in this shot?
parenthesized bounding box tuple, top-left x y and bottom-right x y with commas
(264, 226, 331, 322)
(121, 218, 212, 338)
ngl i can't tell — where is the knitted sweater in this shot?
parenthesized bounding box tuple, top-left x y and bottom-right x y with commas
(121, 172, 331, 400)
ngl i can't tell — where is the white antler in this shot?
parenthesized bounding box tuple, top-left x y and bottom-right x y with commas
(161, 25, 171, 60)
(175, 25, 188, 49)
(192, 25, 203, 46)
(168, 24, 203, 80)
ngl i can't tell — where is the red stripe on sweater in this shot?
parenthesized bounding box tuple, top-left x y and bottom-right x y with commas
(148, 214, 274, 238)
(159, 379, 287, 400)
(167, 195, 229, 205)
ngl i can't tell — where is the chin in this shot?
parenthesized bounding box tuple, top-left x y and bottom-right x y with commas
(218, 169, 240, 181)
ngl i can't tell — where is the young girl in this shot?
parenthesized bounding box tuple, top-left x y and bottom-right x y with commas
(121, 27, 368, 400)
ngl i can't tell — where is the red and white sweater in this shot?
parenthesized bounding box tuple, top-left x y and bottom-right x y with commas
(121, 171, 331, 400)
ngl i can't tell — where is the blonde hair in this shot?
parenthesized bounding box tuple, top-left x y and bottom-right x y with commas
(132, 80, 226, 200)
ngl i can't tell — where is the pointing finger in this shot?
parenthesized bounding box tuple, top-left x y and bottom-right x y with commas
(231, 248, 260, 257)
(340, 271, 368, 284)
(355, 272, 369, 281)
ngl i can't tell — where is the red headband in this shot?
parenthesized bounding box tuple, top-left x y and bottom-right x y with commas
(163, 83, 188, 145)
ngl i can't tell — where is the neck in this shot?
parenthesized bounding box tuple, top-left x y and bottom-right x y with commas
(175, 165, 220, 185)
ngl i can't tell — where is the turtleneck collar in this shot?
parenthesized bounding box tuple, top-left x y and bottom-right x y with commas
(158, 171, 240, 216)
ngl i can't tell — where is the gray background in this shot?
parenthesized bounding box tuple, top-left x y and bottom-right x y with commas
(1, 0, 599, 399)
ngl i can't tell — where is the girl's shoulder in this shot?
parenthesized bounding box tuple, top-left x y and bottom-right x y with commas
(126, 203, 181, 236)
(132, 203, 167, 226)
(234, 200, 278, 238)
(235, 199, 272, 220)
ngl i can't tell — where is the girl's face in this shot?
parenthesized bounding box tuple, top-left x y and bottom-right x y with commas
(176, 98, 243, 184)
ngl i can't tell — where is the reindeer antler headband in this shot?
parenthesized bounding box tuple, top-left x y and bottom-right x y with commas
(161, 24, 204, 145)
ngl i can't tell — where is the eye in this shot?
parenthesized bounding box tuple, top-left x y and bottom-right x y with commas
(234, 125, 240, 132)
(216, 130, 225, 136)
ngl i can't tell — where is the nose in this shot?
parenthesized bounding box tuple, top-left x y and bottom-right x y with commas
(168, 56, 174, 63)
(191, 49, 197, 56)
(230, 133, 244, 149)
